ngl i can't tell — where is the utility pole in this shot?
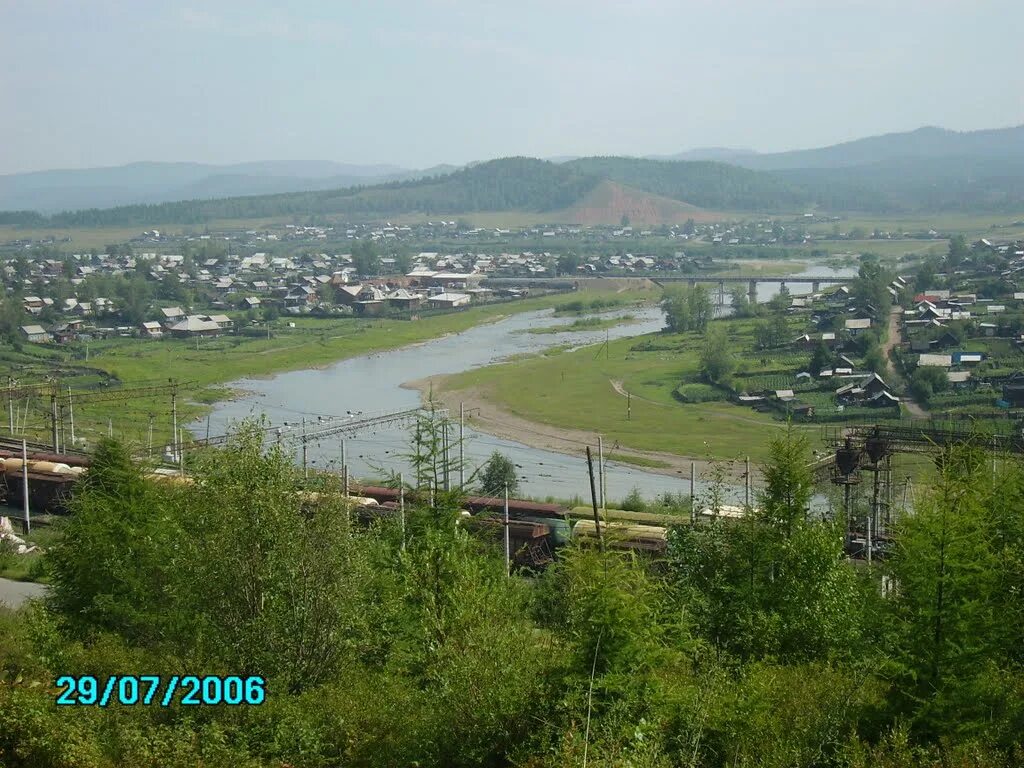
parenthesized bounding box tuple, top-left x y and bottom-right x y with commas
(458, 402, 465, 488)
(171, 389, 178, 465)
(301, 418, 308, 479)
(442, 417, 450, 492)
(597, 436, 604, 510)
(504, 483, 511, 576)
(399, 472, 406, 552)
(866, 508, 873, 566)
(205, 414, 211, 442)
(50, 390, 59, 453)
(7, 377, 14, 434)
(690, 461, 696, 520)
(586, 446, 603, 551)
(342, 438, 348, 497)
(627, 391, 631, 421)
(22, 439, 31, 534)
(745, 456, 751, 507)
(148, 415, 154, 457)
(67, 387, 75, 448)
(108, 419, 113, 437)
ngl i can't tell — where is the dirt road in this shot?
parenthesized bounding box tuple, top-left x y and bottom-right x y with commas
(885, 307, 928, 418)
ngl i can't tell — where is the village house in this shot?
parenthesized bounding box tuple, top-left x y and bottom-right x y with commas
(165, 315, 224, 338)
(844, 318, 872, 335)
(22, 296, 45, 315)
(835, 373, 893, 406)
(428, 292, 471, 310)
(52, 319, 85, 343)
(161, 306, 187, 323)
(387, 288, 423, 311)
(284, 286, 318, 307)
(20, 325, 50, 343)
(140, 321, 164, 338)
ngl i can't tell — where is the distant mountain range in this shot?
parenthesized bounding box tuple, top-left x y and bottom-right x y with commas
(0, 160, 463, 214)
(2, 124, 1023, 225)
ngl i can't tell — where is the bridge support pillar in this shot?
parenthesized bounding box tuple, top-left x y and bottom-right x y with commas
(718, 281, 725, 305)
(812, 280, 820, 293)
(748, 280, 757, 303)
(689, 278, 697, 288)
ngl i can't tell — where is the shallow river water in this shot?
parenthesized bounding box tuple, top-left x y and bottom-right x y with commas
(199, 267, 854, 503)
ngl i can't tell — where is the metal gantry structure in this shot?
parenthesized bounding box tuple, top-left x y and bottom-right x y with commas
(822, 420, 1020, 561)
(181, 406, 454, 490)
(4, 377, 190, 456)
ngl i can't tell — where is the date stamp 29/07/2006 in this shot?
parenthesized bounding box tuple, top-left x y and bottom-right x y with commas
(55, 675, 266, 707)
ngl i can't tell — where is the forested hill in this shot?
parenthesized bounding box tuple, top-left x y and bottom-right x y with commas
(1, 156, 811, 227)
(0, 158, 603, 227)
(6, 142, 1024, 228)
(564, 156, 807, 211)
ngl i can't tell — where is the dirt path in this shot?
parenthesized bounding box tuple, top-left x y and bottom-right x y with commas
(608, 379, 665, 407)
(402, 376, 751, 482)
(885, 307, 928, 418)
(0, 577, 46, 609)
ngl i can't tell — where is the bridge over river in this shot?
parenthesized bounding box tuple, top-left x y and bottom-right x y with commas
(483, 273, 854, 303)
(649, 274, 852, 303)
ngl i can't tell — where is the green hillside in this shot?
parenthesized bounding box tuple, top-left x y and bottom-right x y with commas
(6, 138, 1024, 229)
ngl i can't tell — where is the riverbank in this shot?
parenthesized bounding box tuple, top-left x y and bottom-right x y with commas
(48, 287, 659, 448)
(402, 376, 754, 483)
(403, 313, 829, 474)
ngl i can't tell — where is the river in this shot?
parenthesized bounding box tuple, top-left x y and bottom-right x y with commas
(199, 266, 855, 504)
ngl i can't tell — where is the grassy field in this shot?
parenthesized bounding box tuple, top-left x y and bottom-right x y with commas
(809, 239, 948, 258)
(2, 287, 660, 450)
(439, 317, 823, 463)
(526, 315, 639, 335)
(0, 217, 293, 251)
(803, 212, 1024, 239)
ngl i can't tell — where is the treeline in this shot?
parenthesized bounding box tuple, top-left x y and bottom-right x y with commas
(2, 422, 1023, 766)
(5, 154, 1024, 229)
(0, 158, 602, 228)
(777, 155, 1024, 213)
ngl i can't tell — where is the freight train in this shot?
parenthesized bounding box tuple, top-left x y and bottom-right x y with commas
(0, 455, 682, 568)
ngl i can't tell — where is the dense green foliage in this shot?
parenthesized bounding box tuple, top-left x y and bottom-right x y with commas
(2, 158, 602, 226)
(660, 284, 713, 333)
(909, 365, 950, 404)
(479, 451, 519, 497)
(2, 426, 1024, 766)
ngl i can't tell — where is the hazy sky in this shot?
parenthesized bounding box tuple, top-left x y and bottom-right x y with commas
(2, 0, 1022, 174)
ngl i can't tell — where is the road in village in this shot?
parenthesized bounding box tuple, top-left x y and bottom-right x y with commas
(885, 306, 928, 418)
